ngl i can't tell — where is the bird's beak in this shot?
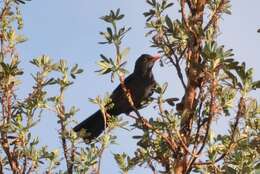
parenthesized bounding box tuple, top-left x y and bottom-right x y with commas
(150, 54, 161, 62)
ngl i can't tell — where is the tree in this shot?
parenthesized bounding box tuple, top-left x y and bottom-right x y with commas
(0, 0, 259, 174)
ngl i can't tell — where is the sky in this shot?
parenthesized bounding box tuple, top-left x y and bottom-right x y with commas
(16, 0, 260, 173)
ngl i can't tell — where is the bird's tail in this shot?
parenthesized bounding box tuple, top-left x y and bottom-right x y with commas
(73, 110, 105, 140)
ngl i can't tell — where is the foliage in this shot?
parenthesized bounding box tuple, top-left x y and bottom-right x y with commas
(0, 0, 107, 173)
(0, 0, 259, 174)
(96, 0, 260, 174)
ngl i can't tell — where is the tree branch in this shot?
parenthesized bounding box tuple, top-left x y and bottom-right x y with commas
(118, 75, 178, 152)
(186, 76, 217, 173)
(193, 97, 244, 166)
(56, 89, 73, 174)
(204, 0, 226, 32)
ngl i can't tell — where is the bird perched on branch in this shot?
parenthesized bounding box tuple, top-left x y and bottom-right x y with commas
(73, 54, 160, 141)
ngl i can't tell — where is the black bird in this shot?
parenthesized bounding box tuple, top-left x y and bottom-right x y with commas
(73, 54, 160, 140)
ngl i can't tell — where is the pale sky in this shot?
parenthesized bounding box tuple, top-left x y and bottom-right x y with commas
(17, 1, 260, 173)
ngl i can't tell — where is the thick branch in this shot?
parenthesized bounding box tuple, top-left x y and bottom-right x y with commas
(1, 86, 21, 173)
(175, 1, 207, 173)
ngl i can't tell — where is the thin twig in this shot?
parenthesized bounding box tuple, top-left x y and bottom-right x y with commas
(168, 55, 187, 90)
(194, 97, 244, 166)
(22, 155, 27, 174)
(0, 157, 2, 174)
(175, 130, 199, 158)
(164, 35, 187, 90)
(180, 0, 197, 40)
(26, 163, 36, 174)
(1, 86, 21, 173)
(147, 160, 157, 174)
(56, 89, 73, 174)
(96, 144, 105, 174)
(190, 88, 205, 156)
(60, 119, 72, 173)
(186, 77, 217, 173)
(70, 142, 76, 173)
(120, 74, 178, 151)
(204, 0, 225, 32)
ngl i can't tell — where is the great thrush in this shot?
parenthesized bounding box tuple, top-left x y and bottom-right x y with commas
(73, 54, 160, 140)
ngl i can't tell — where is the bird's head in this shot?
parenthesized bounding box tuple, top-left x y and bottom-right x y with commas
(133, 54, 160, 76)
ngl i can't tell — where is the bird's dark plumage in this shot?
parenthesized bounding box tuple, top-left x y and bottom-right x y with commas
(73, 54, 159, 141)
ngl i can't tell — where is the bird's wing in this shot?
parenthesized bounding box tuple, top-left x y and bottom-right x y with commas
(110, 74, 134, 100)
(107, 73, 156, 115)
(106, 74, 135, 115)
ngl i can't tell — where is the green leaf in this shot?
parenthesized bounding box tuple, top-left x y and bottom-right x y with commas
(70, 64, 83, 79)
(45, 78, 57, 85)
(255, 162, 260, 171)
(113, 153, 133, 173)
(165, 2, 174, 9)
(161, 82, 168, 94)
(117, 14, 124, 20)
(224, 70, 238, 86)
(107, 27, 113, 37)
(165, 15, 173, 31)
(15, 35, 27, 43)
(71, 64, 78, 74)
(14, 0, 31, 4)
(115, 8, 120, 16)
(146, 0, 156, 7)
(252, 80, 260, 89)
(236, 63, 246, 83)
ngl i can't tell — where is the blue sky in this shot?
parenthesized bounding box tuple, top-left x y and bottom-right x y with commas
(17, 1, 260, 173)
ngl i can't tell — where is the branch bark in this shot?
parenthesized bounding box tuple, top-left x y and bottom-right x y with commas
(1, 88, 21, 173)
(175, 1, 207, 173)
(56, 89, 73, 174)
